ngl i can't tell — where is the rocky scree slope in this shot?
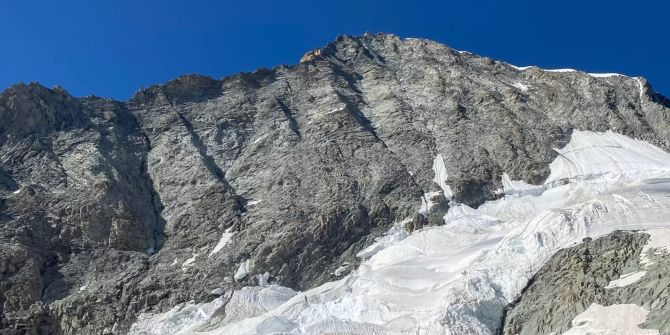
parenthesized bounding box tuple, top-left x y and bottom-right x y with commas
(1, 33, 669, 334)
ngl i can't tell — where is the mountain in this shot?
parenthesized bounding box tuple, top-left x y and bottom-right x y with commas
(1, 32, 670, 335)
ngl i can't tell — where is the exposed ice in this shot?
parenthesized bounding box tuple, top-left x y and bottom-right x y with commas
(563, 303, 659, 335)
(234, 259, 252, 281)
(605, 270, 648, 289)
(247, 199, 262, 206)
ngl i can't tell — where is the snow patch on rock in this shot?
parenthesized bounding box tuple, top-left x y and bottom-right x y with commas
(546, 68, 578, 73)
(563, 303, 659, 335)
(208, 227, 236, 257)
(252, 134, 269, 145)
(605, 270, 648, 289)
(507, 62, 628, 80)
(181, 254, 198, 272)
(511, 82, 529, 91)
(325, 105, 346, 115)
(432, 154, 453, 200)
(641, 229, 670, 267)
(511, 65, 533, 71)
(636, 77, 646, 98)
(588, 72, 625, 78)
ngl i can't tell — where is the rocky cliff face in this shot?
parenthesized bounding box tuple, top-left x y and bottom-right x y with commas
(502, 230, 670, 334)
(1, 33, 669, 334)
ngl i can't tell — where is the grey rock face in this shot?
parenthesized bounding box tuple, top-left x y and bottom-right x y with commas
(1, 33, 669, 334)
(502, 231, 670, 335)
(0, 84, 161, 334)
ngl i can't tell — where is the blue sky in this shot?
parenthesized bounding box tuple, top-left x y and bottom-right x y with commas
(1, 0, 668, 100)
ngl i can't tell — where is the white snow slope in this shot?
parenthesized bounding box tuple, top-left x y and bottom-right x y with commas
(563, 303, 659, 335)
(129, 130, 670, 335)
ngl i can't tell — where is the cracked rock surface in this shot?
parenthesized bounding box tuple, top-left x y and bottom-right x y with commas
(1, 33, 670, 334)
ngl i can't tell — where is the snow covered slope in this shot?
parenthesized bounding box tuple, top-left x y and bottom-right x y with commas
(129, 130, 670, 334)
(562, 303, 659, 335)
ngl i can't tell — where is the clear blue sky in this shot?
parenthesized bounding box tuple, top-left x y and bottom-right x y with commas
(1, 0, 668, 100)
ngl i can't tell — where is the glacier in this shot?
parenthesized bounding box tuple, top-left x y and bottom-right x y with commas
(129, 130, 670, 334)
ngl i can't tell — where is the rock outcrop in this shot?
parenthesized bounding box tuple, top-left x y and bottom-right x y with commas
(502, 230, 670, 334)
(1, 33, 670, 334)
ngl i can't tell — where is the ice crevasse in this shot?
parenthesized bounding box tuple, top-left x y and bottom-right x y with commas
(129, 130, 670, 335)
